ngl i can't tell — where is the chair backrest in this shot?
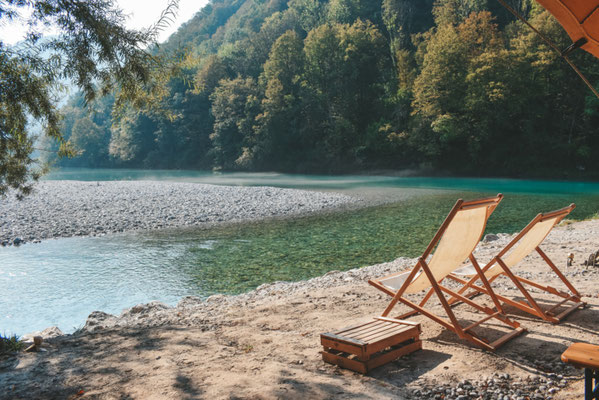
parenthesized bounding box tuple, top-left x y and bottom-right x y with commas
(404, 195, 502, 294)
(484, 204, 575, 279)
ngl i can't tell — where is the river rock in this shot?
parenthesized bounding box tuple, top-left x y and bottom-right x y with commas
(123, 301, 171, 317)
(483, 233, 499, 242)
(206, 294, 228, 303)
(21, 326, 63, 343)
(177, 296, 204, 309)
(84, 311, 118, 331)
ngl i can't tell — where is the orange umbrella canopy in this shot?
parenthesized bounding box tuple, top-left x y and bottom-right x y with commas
(535, 0, 599, 58)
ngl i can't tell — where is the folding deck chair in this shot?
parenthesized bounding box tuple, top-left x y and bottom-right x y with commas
(448, 204, 586, 324)
(369, 195, 526, 351)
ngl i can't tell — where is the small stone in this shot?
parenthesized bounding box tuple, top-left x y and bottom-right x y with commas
(21, 326, 63, 342)
(483, 233, 499, 242)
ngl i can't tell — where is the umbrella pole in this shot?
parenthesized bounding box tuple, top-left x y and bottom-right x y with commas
(496, 0, 599, 100)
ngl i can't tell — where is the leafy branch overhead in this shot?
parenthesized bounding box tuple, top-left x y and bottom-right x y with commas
(0, 0, 180, 197)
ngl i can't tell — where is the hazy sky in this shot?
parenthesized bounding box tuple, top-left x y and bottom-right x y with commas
(0, 0, 209, 45)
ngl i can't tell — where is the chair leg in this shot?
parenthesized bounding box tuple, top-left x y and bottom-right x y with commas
(470, 255, 504, 314)
(584, 368, 599, 400)
(536, 246, 582, 298)
(496, 257, 548, 319)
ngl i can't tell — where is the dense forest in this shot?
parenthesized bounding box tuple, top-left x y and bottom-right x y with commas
(42, 0, 599, 178)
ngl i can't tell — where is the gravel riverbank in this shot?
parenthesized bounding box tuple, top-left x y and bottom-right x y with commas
(0, 180, 361, 245)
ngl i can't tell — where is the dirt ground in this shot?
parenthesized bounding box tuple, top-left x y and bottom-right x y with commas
(1, 220, 598, 400)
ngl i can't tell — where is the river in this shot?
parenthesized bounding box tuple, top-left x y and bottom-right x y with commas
(1, 168, 598, 335)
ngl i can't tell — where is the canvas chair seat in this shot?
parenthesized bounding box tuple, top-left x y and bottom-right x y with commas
(378, 271, 412, 291)
(452, 264, 477, 276)
(369, 194, 526, 351)
(378, 271, 421, 292)
(447, 204, 586, 323)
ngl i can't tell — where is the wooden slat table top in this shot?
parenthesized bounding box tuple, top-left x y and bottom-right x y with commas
(323, 319, 417, 345)
(561, 343, 599, 370)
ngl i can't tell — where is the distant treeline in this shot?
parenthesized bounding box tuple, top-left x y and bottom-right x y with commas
(42, 0, 599, 178)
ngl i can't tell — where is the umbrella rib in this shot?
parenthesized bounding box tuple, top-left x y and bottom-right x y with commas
(561, 55, 599, 99)
(580, 6, 599, 24)
(496, 0, 561, 52)
(496, 0, 599, 100)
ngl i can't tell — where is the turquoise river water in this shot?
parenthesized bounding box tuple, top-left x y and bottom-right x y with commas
(1, 168, 598, 336)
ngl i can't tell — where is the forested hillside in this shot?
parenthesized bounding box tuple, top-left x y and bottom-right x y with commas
(43, 0, 599, 178)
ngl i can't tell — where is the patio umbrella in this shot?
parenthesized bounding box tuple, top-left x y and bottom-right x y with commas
(497, 0, 599, 99)
(535, 0, 599, 58)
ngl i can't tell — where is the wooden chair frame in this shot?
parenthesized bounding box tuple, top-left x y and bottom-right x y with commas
(369, 195, 525, 351)
(447, 204, 585, 324)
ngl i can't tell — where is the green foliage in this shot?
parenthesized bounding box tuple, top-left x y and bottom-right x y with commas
(69, 118, 107, 164)
(0, 45, 59, 198)
(210, 76, 261, 169)
(0, 333, 24, 354)
(253, 31, 306, 170)
(50, 0, 599, 179)
(0, 0, 180, 197)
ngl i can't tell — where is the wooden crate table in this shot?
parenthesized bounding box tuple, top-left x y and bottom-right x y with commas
(320, 317, 421, 374)
(561, 342, 599, 400)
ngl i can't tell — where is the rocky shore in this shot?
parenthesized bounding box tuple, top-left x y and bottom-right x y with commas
(0, 180, 361, 246)
(1, 219, 598, 399)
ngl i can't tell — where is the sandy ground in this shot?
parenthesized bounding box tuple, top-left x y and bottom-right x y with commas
(1, 219, 599, 399)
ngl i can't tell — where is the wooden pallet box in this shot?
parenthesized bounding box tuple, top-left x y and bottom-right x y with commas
(320, 317, 422, 374)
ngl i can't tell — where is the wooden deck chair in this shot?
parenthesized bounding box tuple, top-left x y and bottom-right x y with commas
(369, 195, 525, 351)
(448, 204, 586, 324)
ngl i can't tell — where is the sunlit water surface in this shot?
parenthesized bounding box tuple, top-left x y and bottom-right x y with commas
(1, 168, 598, 335)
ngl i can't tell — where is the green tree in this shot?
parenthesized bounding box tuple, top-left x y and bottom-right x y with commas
(0, 0, 178, 197)
(69, 117, 110, 166)
(303, 21, 392, 169)
(209, 77, 261, 170)
(109, 108, 158, 165)
(254, 31, 306, 170)
(288, 0, 327, 34)
(411, 11, 504, 168)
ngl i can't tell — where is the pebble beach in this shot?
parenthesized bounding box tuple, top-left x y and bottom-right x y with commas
(0, 180, 361, 246)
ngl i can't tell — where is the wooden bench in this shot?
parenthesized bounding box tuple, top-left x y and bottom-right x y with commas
(562, 342, 599, 400)
(320, 317, 421, 374)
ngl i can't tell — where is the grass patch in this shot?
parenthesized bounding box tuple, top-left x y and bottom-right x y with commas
(0, 333, 25, 354)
